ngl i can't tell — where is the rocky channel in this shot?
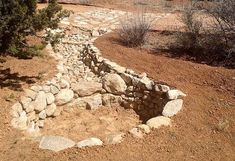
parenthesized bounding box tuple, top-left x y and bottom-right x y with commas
(10, 9, 186, 152)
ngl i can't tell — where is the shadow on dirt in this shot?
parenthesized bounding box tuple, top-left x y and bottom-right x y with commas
(150, 30, 235, 69)
(0, 68, 39, 91)
(110, 30, 235, 69)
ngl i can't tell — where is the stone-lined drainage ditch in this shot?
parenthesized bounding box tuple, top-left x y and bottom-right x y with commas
(10, 9, 186, 152)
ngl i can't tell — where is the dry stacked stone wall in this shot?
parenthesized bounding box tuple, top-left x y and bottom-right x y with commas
(9, 9, 186, 151)
(80, 42, 182, 121)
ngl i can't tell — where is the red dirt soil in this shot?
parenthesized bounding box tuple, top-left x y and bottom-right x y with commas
(39, 0, 190, 13)
(94, 25, 235, 161)
(0, 50, 58, 161)
(55, 0, 190, 12)
(0, 3, 234, 161)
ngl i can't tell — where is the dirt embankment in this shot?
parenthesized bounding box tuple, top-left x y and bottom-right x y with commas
(94, 13, 235, 161)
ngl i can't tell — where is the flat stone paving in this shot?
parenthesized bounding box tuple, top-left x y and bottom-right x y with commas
(61, 8, 169, 31)
(39, 135, 75, 152)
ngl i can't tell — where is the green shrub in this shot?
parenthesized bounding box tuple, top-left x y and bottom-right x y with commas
(0, 0, 70, 58)
(45, 29, 65, 48)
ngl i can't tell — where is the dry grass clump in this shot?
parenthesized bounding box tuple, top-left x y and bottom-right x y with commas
(118, 13, 152, 47)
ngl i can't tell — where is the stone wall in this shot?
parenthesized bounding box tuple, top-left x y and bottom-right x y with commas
(79, 42, 186, 121)
(10, 38, 186, 136)
(10, 9, 186, 140)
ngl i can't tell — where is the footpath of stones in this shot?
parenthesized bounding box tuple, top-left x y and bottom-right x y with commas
(10, 9, 186, 152)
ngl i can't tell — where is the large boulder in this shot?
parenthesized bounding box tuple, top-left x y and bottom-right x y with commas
(146, 116, 171, 129)
(56, 89, 74, 105)
(102, 74, 127, 94)
(71, 80, 102, 97)
(39, 135, 75, 152)
(162, 99, 183, 117)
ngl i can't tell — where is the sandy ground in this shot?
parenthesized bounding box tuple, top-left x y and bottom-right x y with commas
(42, 106, 140, 142)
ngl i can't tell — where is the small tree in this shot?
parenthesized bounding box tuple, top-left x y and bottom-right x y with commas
(0, 0, 69, 57)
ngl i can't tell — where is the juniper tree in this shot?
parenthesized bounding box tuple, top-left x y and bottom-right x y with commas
(0, 0, 69, 57)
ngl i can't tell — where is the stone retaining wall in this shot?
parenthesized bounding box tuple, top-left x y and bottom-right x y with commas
(79, 42, 186, 121)
(10, 34, 186, 137)
(10, 9, 186, 151)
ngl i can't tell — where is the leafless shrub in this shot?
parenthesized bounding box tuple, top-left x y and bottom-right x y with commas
(199, 0, 235, 55)
(175, 6, 202, 50)
(118, 12, 152, 47)
(172, 0, 235, 67)
(162, 0, 173, 8)
(201, 0, 235, 33)
(78, 0, 91, 5)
